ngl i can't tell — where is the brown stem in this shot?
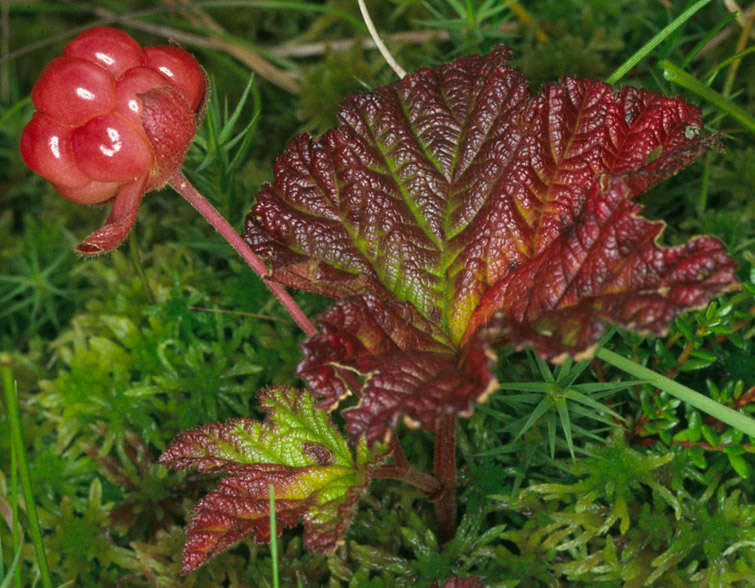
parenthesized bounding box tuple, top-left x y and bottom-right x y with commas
(168, 172, 317, 337)
(372, 437, 442, 499)
(434, 412, 457, 543)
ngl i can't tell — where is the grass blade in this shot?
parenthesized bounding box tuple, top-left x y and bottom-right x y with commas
(659, 60, 755, 133)
(606, 0, 712, 84)
(702, 46, 755, 85)
(596, 348, 755, 437)
(555, 400, 575, 460)
(513, 397, 552, 441)
(0, 543, 23, 588)
(2, 353, 52, 588)
(269, 484, 279, 588)
(680, 10, 740, 68)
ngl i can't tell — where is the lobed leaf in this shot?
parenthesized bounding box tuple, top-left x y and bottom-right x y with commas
(245, 46, 737, 442)
(296, 294, 496, 441)
(159, 386, 387, 573)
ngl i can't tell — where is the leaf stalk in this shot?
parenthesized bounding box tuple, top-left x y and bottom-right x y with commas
(433, 412, 458, 542)
(373, 437, 442, 498)
(168, 171, 317, 337)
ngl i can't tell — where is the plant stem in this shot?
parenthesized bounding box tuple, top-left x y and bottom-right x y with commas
(433, 412, 457, 543)
(372, 437, 442, 498)
(268, 484, 279, 588)
(722, 10, 754, 99)
(128, 231, 154, 304)
(596, 348, 755, 437)
(168, 171, 317, 337)
(357, 0, 406, 78)
(1, 353, 53, 588)
(9, 401, 20, 588)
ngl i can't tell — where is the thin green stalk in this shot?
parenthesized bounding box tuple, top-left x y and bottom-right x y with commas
(658, 60, 755, 133)
(596, 348, 755, 437)
(606, 0, 712, 84)
(9, 417, 19, 588)
(697, 151, 712, 217)
(722, 12, 753, 98)
(268, 484, 279, 588)
(680, 10, 740, 68)
(0, 543, 23, 588)
(0, 97, 30, 130)
(128, 231, 154, 304)
(0, 474, 3, 580)
(696, 151, 713, 217)
(702, 46, 755, 87)
(1, 353, 52, 588)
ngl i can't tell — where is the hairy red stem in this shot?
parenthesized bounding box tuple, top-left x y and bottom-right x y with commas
(434, 412, 457, 542)
(169, 171, 317, 337)
(372, 437, 442, 499)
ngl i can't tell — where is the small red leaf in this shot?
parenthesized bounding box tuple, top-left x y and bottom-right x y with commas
(181, 465, 313, 574)
(75, 175, 147, 255)
(159, 387, 387, 573)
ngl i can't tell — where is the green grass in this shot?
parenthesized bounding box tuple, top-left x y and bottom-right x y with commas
(1, 0, 753, 585)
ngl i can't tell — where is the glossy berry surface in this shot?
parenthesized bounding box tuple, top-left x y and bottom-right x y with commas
(20, 26, 206, 253)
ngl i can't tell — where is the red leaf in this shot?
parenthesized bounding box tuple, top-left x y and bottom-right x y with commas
(180, 465, 313, 575)
(179, 462, 369, 573)
(246, 46, 737, 441)
(466, 177, 736, 359)
(297, 295, 496, 442)
(159, 387, 387, 573)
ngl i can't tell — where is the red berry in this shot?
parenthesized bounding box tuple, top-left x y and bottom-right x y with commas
(20, 113, 91, 188)
(63, 26, 145, 78)
(144, 46, 205, 110)
(114, 67, 172, 127)
(55, 179, 121, 205)
(21, 26, 206, 253)
(72, 112, 153, 182)
(31, 57, 115, 126)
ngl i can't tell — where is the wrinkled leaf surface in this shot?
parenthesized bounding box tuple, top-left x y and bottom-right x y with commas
(245, 46, 736, 441)
(159, 386, 386, 573)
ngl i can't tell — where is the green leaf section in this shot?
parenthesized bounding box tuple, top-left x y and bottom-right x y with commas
(159, 386, 387, 572)
(196, 386, 353, 469)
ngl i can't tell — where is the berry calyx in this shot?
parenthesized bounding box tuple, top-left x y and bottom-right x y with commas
(20, 26, 206, 254)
